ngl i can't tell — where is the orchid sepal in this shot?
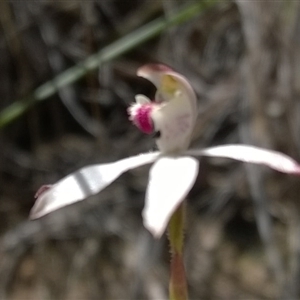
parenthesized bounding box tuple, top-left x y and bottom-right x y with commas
(186, 145, 300, 175)
(30, 152, 160, 219)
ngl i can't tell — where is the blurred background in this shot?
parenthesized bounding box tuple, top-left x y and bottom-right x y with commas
(1, 0, 300, 299)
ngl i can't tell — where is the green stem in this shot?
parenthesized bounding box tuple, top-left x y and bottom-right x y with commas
(168, 203, 188, 300)
(0, 0, 217, 129)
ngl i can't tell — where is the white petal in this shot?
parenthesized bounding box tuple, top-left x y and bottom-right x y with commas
(30, 152, 160, 219)
(143, 155, 199, 238)
(135, 94, 151, 104)
(187, 145, 300, 174)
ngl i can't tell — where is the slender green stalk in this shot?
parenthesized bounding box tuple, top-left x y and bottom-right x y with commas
(0, 0, 217, 129)
(168, 203, 188, 300)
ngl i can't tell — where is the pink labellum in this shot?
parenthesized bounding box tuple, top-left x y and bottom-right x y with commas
(128, 103, 155, 134)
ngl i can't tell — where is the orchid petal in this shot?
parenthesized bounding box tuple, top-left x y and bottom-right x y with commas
(187, 145, 300, 174)
(30, 152, 160, 219)
(143, 155, 199, 238)
(135, 94, 151, 104)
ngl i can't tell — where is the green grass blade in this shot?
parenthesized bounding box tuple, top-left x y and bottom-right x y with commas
(0, 1, 216, 128)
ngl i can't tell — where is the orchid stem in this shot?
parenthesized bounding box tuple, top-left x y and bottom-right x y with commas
(168, 202, 188, 300)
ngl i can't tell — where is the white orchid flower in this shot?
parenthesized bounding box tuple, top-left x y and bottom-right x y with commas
(30, 64, 300, 238)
